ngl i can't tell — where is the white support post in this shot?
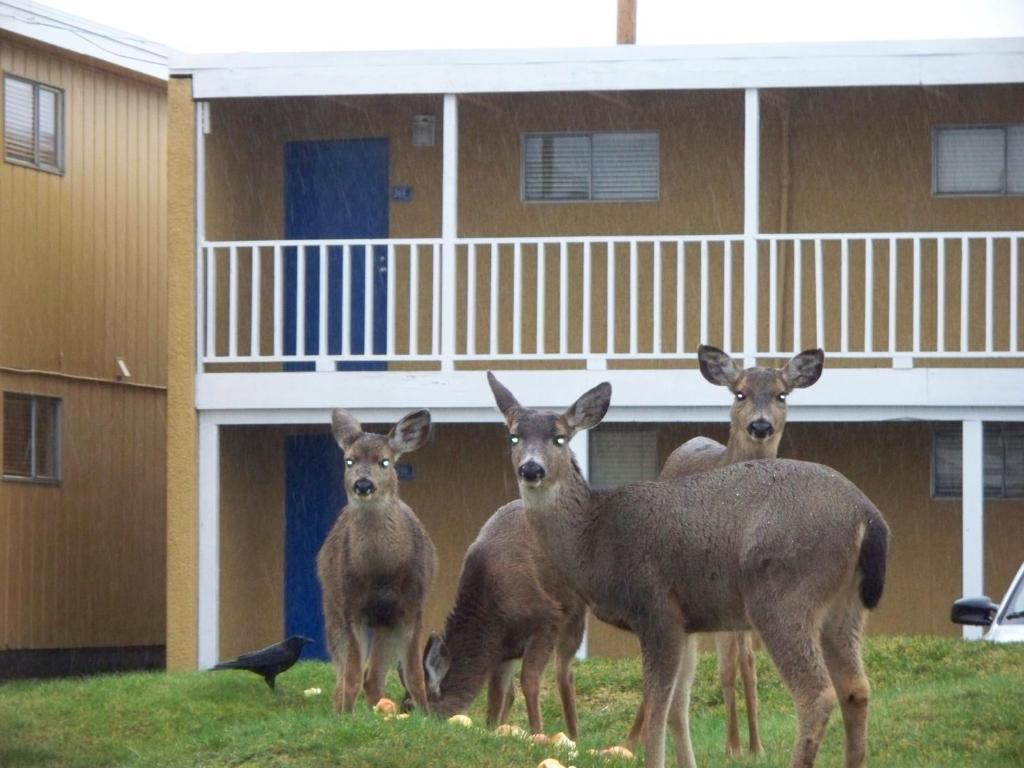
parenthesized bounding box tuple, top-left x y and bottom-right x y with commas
(195, 101, 207, 369)
(961, 419, 985, 640)
(441, 94, 459, 370)
(742, 88, 760, 368)
(197, 413, 221, 668)
(571, 426, 590, 661)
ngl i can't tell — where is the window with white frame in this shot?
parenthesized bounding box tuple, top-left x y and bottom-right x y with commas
(933, 125, 1024, 196)
(3, 74, 64, 173)
(2, 393, 61, 482)
(522, 131, 659, 202)
(588, 424, 660, 489)
(932, 423, 1024, 499)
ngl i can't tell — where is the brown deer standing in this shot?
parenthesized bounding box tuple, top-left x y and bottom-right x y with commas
(317, 408, 436, 714)
(622, 345, 825, 757)
(410, 500, 586, 737)
(487, 373, 888, 768)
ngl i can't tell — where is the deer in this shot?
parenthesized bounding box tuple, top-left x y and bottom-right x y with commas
(621, 344, 825, 758)
(487, 372, 889, 768)
(406, 499, 586, 738)
(316, 408, 437, 715)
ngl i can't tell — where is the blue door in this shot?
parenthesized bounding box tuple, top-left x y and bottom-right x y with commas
(284, 434, 346, 661)
(283, 138, 389, 370)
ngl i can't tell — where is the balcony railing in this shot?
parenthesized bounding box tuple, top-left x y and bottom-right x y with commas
(199, 232, 1023, 371)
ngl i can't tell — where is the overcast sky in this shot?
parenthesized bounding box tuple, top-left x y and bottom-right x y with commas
(28, 0, 1024, 53)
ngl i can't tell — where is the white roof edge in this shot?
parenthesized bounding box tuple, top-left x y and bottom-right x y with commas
(170, 37, 1024, 99)
(0, 0, 171, 80)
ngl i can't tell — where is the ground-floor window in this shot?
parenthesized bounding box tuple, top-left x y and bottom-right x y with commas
(589, 423, 659, 489)
(2, 392, 61, 482)
(932, 422, 1024, 499)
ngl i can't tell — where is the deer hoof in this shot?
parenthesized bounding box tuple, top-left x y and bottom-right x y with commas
(447, 714, 473, 727)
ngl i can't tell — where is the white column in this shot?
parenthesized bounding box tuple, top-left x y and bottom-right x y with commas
(571, 428, 590, 661)
(441, 94, 459, 370)
(962, 419, 985, 640)
(742, 88, 760, 369)
(195, 100, 208, 369)
(197, 413, 221, 667)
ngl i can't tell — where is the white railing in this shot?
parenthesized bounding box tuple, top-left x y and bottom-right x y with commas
(199, 232, 1023, 370)
(754, 233, 1022, 359)
(200, 239, 442, 369)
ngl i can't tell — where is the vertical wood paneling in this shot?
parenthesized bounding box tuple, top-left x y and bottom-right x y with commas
(0, 35, 167, 651)
(0, 374, 167, 649)
(0, 34, 167, 386)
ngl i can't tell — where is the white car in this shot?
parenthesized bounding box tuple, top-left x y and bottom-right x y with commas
(951, 561, 1024, 642)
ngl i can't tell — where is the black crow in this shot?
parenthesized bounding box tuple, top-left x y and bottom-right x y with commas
(211, 635, 312, 689)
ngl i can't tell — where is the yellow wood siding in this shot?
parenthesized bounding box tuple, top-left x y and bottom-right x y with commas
(0, 373, 166, 649)
(0, 33, 167, 386)
(0, 33, 168, 652)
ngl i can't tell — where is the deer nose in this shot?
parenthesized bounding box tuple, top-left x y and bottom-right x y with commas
(748, 419, 774, 439)
(352, 478, 376, 496)
(518, 461, 546, 483)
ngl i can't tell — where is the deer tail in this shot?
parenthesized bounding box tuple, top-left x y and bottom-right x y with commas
(857, 512, 889, 610)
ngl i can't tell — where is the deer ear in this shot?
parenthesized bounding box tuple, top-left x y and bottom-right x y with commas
(697, 344, 741, 387)
(487, 372, 521, 423)
(424, 632, 450, 688)
(564, 382, 611, 434)
(782, 349, 824, 389)
(389, 409, 431, 457)
(331, 409, 362, 449)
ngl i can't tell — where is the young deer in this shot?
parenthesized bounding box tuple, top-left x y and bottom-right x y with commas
(622, 345, 825, 757)
(317, 409, 437, 714)
(412, 500, 586, 737)
(487, 373, 888, 768)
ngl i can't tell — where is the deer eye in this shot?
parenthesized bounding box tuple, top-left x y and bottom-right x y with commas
(554, 436, 567, 447)
(509, 434, 520, 445)
(735, 392, 746, 401)
(344, 458, 354, 468)
(778, 393, 788, 402)
(380, 458, 391, 468)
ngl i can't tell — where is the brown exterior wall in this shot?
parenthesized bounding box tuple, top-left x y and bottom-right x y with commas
(219, 427, 285, 659)
(588, 420, 1024, 658)
(0, 33, 168, 654)
(215, 422, 519, 660)
(757, 85, 1024, 361)
(0, 32, 167, 386)
(216, 417, 1024, 661)
(202, 87, 1022, 369)
(0, 373, 166, 650)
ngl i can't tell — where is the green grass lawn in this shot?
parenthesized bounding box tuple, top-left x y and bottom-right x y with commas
(1, 636, 1021, 767)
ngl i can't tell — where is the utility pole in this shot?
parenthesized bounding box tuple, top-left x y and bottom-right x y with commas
(617, 0, 636, 44)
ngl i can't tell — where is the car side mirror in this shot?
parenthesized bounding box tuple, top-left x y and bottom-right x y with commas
(951, 596, 998, 627)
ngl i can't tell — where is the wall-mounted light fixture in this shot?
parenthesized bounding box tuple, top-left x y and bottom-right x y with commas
(412, 114, 436, 147)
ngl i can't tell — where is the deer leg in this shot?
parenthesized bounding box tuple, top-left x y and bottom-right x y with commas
(821, 600, 870, 768)
(623, 698, 647, 752)
(520, 626, 557, 736)
(638, 626, 686, 768)
(737, 631, 764, 756)
(487, 661, 516, 728)
(716, 631, 742, 757)
(363, 626, 405, 707)
(324, 611, 349, 714)
(665, 634, 698, 768)
(752, 608, 836, 768)
(342, 624, 369, 712)
(401, 617, 431, 714)
(553, 609, 584, 741)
